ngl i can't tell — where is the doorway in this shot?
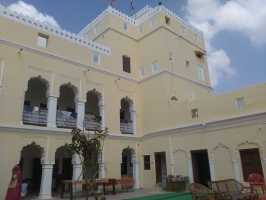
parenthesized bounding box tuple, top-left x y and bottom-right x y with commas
(154, 152, 167, 183)
(191, 150, 211, 187)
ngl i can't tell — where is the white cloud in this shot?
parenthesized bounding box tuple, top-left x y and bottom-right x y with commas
(184, 0, 266, 87)
(208, 50, 235, 87)
(7, 1, 60, 28)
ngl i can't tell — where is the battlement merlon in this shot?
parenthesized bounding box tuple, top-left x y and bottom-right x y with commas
(78, 5, 204, 37)
(0, 5, 110, 55)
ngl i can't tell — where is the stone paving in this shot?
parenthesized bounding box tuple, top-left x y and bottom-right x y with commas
(25, 188, 173, 200)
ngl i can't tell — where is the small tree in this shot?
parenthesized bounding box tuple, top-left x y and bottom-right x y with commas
(65, 122, 108, 200)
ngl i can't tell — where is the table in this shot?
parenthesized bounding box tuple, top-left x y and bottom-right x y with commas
(61, 178, 115, 200)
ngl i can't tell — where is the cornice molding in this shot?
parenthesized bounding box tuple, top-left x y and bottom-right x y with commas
(141, 111, 266, 140)
(0, 111, 265, 141)
(0, 39, 211, 90)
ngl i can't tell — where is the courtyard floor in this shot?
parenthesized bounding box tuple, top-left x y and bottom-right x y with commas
(25, 188, 184, 200)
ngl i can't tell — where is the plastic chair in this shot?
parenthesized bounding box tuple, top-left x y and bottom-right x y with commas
(248, 173, 266, 194)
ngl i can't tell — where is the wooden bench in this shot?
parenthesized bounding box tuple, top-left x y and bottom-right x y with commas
(115, 178, 135, 192)
(208, 179, 258, 200)
(61, 178, 115, 200)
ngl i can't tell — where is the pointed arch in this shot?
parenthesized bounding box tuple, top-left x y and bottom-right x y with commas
(27, 76, 51, 97)
(88, 88, 103, 107)
(121, 96, 134, 112)
(59, 82, 79, 102)
(21, 141, 45, 163)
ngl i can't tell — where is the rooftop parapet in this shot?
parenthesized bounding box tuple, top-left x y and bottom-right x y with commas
(79, 5, 203, 37)
(0, 5, 110, 55)
(132, 5, 151, 19)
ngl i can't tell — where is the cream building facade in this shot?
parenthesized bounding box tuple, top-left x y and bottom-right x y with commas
(0, 4, 265, 199)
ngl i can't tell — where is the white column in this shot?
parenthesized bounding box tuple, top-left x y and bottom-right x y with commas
(97, 151, 105, 193)
(188, 161, 193, 183)
(20, 89, 26, 125)
(98, 150, 105, 178)
(132, 154, 139, 188)
(98, 103, 105, 130)
(39, 163, 54, 199)
(130, 108, 136, 135)
(72, 164, 83, 192)
(75, 100, 85, 129)
(47, 95, 58, 127)
(232, 159, 240, 181)
(209, 161, 215, 181)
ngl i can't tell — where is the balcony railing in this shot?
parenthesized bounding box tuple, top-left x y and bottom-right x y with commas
(84, 115, 102, 130)
(56, 110, 77, 128)
(120, 120, 133, 134)
(23, 106, 47, 126)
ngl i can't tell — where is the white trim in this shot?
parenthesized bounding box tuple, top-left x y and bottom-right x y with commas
(232, 159, 240, 181)
(0, 58, 4, 95)
(0, 111, 265, 141)
(188, 161, 194, 183)
(209, 161, 215, 181)
(0, 8, 110, 55)
(0, 39, 212, 90)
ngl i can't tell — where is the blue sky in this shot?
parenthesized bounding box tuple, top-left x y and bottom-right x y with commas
(0, 0, 265, 94)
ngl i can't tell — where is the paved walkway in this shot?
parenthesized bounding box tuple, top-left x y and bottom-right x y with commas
(25, 188, 174, 200)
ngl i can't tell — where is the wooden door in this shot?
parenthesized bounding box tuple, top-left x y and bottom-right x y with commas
(240, 148, 264, 181)
(191, 152, 200, 183)
(62, 158, 73, 180)
(155, 152, 164, 183)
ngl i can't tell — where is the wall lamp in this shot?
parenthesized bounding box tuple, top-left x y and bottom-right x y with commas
(201, 123, 206, 126)
(18, 48, 23, 53)
(115, 77, 120, 81)
(83, 69, 89, 72)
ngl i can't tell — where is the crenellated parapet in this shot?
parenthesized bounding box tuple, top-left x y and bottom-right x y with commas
(78, 5, 203, 38)
(0, 5, 110, 55)
(135, 5, 204, 37)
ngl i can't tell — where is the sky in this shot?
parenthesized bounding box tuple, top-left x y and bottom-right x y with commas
(0, 0, 265, 94)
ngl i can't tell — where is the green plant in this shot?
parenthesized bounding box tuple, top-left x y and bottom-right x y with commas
(65, 122, 108, 200)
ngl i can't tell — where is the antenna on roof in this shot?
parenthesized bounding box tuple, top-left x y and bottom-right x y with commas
(130, 0, 134, 16)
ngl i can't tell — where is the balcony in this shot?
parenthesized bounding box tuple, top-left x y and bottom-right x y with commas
(23, 106, 47, 126)
(84, 115, 102, 130)
(56, 110, 77, 128)
(120, 120, 133, 134)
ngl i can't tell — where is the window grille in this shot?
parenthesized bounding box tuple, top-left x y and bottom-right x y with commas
(197, 65, 205, 81)
(139, 25, 144, 34)
(123, 22, 128, 31)
(140, 67, 146, 77)
(150, 18, 155, 27)
(92, 53, 100, 65)
(152, 61, 158, 73)
(235, 97, 245, 108)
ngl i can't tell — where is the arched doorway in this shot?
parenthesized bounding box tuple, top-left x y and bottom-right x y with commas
(53, 146, 73, 192)
(120, 98, 136, 134)
(19, 142, 44, 195)
(121, 147, 139, 188)
(22, 77, 49, 126)
(57, 85, 77, 128)
(84, 91, 101, 130)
